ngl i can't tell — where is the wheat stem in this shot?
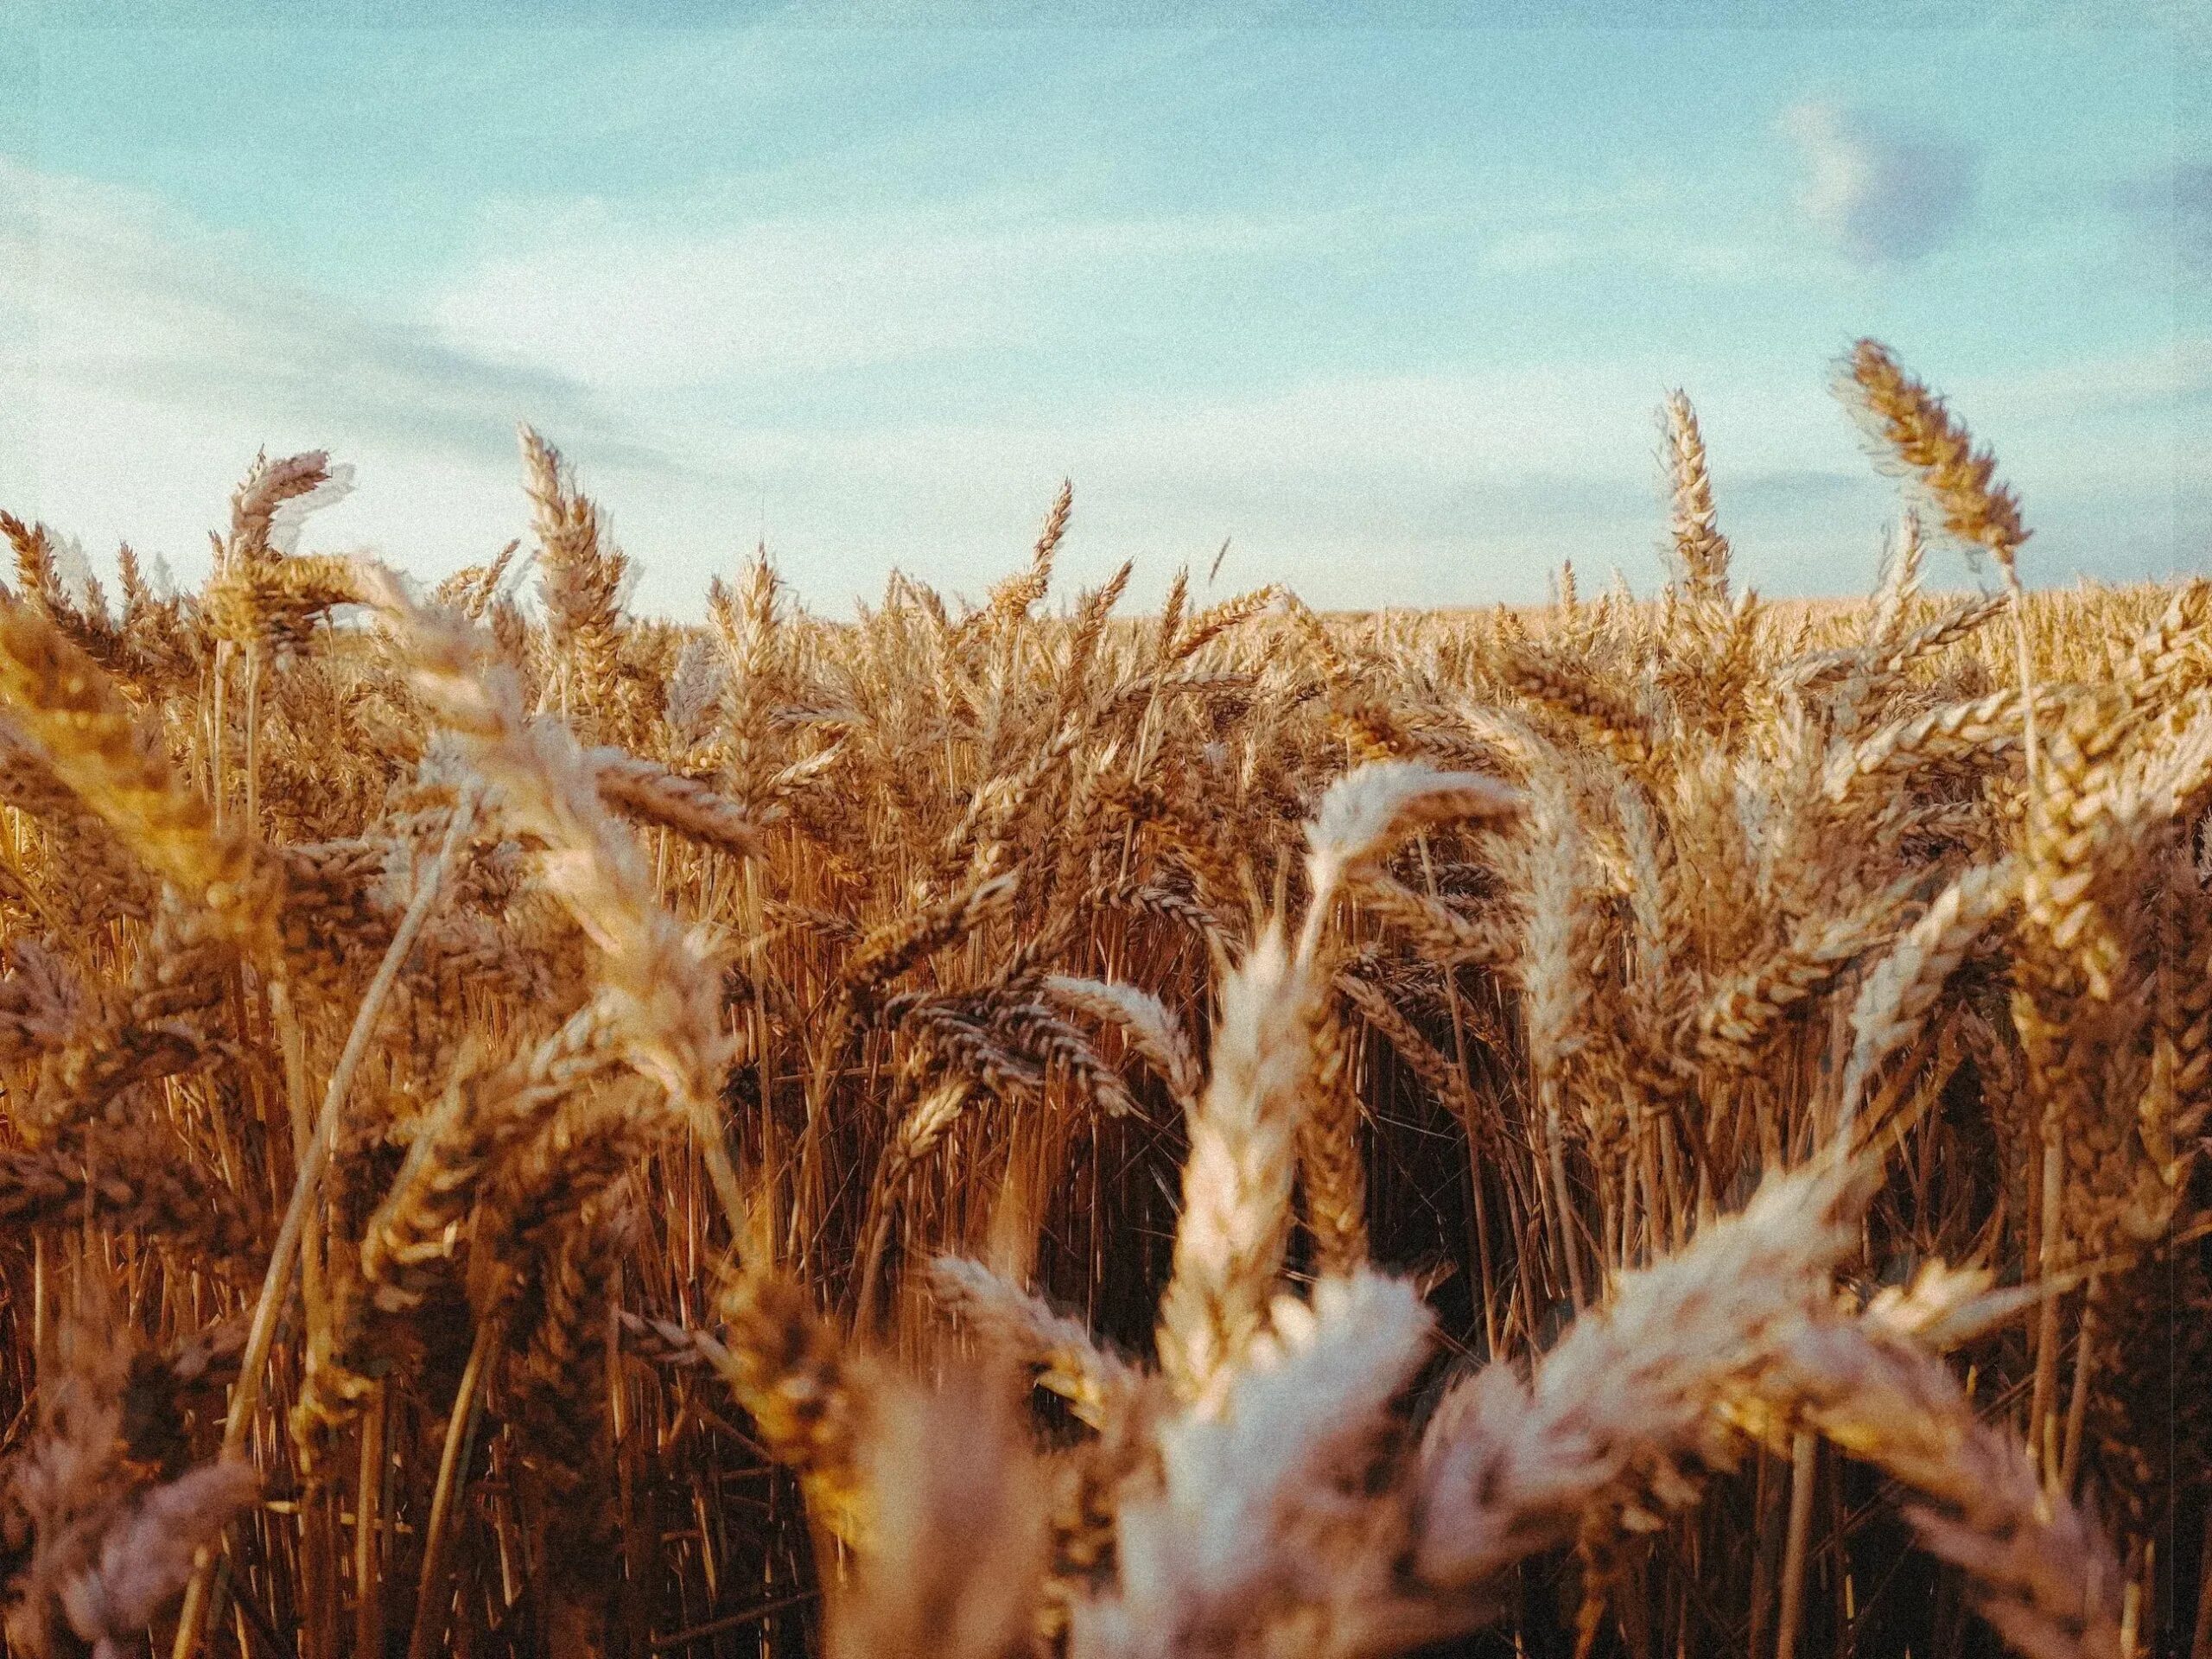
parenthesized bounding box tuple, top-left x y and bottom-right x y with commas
(1775, 1427, 1820, 1659)
(171, 786, 479, 1659)
(406, 1307, 505, 1659)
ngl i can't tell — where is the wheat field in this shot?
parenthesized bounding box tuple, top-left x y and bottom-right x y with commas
(0, 342, 2203, 1659)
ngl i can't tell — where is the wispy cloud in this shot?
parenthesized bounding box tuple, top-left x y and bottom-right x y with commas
(1781, 101, 1980, 265)
(433, 200, 1312, 387)
(0, 156, 668, 583)
(0, 156, 645, 467)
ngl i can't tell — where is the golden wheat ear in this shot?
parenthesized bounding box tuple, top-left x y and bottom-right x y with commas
(360, 559, 750, 1240)
(4, 1263, 258, 1657)
(1410, 1158, 1865, 1595)
(1838, 340, 2029, 564)
(1045, 976, 1204, 1109)
(928, 1255, 1141, 1432)
(518, 424, 631, 728)
(1302, 758, 1520, 918)
(1659, 389, 1732, 606)
(1750, 1306, 2126, 1659)
(713, 1262, 871, 1544)
(1154, 921, 1315, 1411)
(822, 1365, 1053, 1659)
(0, 596, 282, 963)
(1081, 1268, 1439, 1649)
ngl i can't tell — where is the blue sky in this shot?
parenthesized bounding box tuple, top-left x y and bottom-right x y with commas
(1, 4, 2205, 616)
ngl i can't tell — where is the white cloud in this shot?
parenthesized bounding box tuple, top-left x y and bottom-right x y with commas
(0, 155, 650, 588)
(0, 159, 639, 458)
(433, 201, 1306, 387)
(1781, 100, 1980, 265)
